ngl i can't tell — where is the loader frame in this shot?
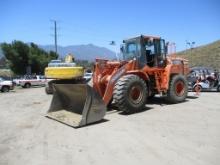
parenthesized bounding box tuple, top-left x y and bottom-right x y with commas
(46, 35, 189, 127)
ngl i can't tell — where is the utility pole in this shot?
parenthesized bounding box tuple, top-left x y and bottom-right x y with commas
(51, 20, 58, 56)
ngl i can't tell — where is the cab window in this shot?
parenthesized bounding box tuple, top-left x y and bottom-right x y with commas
(124, 42, 140, 60)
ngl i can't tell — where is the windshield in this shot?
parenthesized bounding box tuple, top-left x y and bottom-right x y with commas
(123, 42, 141, 60)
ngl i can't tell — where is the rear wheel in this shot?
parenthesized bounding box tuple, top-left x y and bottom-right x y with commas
(1, 86, 9, 92)
(24, 83, 31, 88)
(166, 74, 188, 103)
(193, 84, 202, 92)
(113, 74, 147, 113)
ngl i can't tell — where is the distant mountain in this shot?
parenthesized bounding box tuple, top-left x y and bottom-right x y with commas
(39, 44, 116, 61)
(0, 43, 116, 61)
(177, 40, 220, 70)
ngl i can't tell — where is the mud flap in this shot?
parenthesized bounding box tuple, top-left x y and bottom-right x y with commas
(46, 84, 106, 127)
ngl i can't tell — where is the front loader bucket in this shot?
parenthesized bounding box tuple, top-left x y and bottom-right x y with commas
(46, 84, 106, 127)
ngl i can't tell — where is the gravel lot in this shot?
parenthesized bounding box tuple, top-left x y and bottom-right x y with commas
(0, 87, 220, 165)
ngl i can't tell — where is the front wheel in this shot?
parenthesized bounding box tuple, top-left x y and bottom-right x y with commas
(166, 74, 188, 103)
(1, 86, 9, 92)
(113, 74, 147, 113)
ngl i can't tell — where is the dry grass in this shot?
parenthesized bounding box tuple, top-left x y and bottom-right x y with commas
(177, 40, 220, 70)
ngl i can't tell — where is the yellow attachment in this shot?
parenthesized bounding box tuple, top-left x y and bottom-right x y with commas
(65, 54, 74, 63)
(45, 66, 84, 79)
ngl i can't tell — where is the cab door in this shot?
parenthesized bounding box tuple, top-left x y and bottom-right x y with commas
(154, 39, 166, 67)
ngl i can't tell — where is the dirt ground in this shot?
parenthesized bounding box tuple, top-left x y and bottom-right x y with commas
(0, 87, 220, 165)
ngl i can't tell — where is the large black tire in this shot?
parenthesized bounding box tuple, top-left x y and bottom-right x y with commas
(113, 74, 147, 113)
(1, 86, 9, 92)
(166, 74, 188, 103)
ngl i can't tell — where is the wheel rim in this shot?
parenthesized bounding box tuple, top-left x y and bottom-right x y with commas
(129, 85, 143, 104)
(175, 80, 185, 96)
(195, 85, 202, 92)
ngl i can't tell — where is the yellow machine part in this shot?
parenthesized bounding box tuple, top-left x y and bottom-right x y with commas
(45, 66, 84, 79)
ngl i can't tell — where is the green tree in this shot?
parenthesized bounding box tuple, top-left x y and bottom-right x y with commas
(1, 41, 58, 75)
(1, 41, 30, 74)
(0, 57, 7, 69)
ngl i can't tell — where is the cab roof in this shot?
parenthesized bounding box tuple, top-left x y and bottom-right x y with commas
(123, 35, 161, 42)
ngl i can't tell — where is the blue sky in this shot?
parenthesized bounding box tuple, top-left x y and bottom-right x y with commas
(0, 0, 220, 52)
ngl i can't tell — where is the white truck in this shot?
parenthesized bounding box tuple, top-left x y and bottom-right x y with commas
(19, 75, 47, 88)
(0, 77, 14, 92)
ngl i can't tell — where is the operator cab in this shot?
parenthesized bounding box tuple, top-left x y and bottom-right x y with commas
(121, 35, 167, 68)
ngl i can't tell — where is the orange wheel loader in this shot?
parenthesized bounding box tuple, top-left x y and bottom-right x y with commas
(46, 35, 189, 127)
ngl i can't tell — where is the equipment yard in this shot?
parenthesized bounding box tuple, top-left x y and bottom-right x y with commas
(0, 87, 219, 165)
